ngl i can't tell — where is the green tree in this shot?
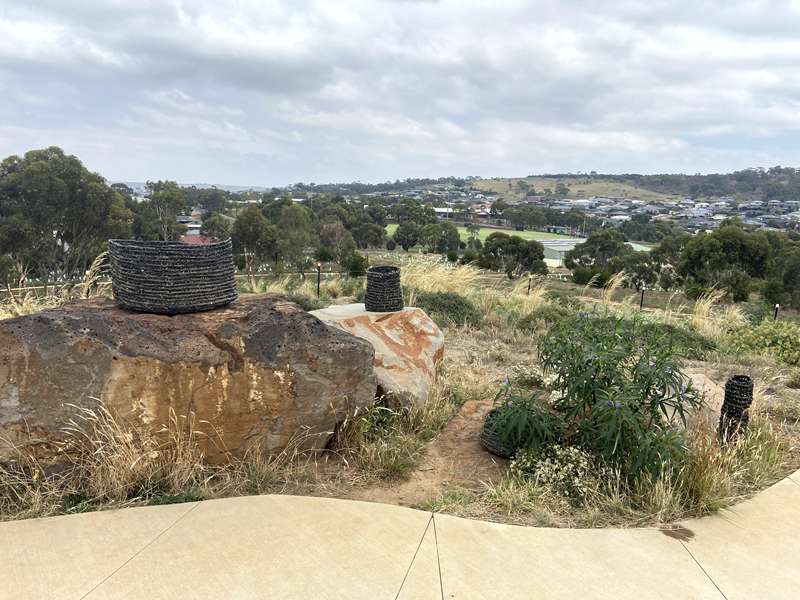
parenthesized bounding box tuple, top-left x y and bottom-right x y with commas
(622, 251, 657, 291)
(677, 222, 770, 292)
(351, 222, 386, 249)
(200, 213, 232, 241)
(393, 222, 420, 251)
(0, 146, 133, 283)
(554, 182, 570, 198)
(466, 222, 482, 249)
(319, 219, 357, 263)
(419, 222, 460, 254)
(564, 229, 630, 271)
(145, 180, 189, 241)
(391, 199, 437, 225)
(231, 205, 278, 284)
(478, 232, 548, 278)
(277, 204, 318, 269)
(491, 199, 508, 216)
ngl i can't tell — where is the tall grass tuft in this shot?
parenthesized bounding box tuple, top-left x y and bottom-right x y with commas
(62, 404, 207, 503)
(601, 272, 626, 306)
(401, 259, 482, 294)
(691, 288, 748, 340)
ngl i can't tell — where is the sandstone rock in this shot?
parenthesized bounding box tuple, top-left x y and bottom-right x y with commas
(310, 304, 444, 408)
(0, 294, 377, 463)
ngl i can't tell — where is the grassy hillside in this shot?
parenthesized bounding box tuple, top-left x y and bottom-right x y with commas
(473, 176, 679, 203)
(385, 223, 577, 242)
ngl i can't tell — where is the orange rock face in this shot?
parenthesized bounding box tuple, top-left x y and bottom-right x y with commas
(310, 304, 444, 407)
(0, 295, 377, 463)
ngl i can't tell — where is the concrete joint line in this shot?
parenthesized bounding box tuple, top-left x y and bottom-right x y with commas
(679, 540, 729, 600)
(432, 514, 444, 600)
(787, 475, 800, 488)
(394, 513, 434, 600)
(77, 502, 201, 600)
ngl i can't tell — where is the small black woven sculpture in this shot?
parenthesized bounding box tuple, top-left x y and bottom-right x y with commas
(719, 374, 753, 442)
(479, 408, 516, 458)
(365, 265, 403, 312)
(109, 239, 237, 315)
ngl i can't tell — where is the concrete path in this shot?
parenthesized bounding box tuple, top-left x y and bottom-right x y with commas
(3, 470, 799, 599)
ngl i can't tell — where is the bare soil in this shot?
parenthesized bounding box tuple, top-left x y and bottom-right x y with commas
(351, 399, 508, 507)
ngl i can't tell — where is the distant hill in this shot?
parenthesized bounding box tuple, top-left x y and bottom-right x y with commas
(472, 176, 678, 203)
(474, 167, 800, 202)
(115, 181, 271, 195)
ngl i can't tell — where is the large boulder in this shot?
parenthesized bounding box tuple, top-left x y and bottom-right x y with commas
(0, 294, 377, 463)
(310, 304, 444, 408)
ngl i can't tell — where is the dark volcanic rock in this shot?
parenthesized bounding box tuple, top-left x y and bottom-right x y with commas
(0, 294, 377, 462)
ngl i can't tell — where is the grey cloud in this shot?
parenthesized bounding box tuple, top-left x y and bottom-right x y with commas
(0, 0, 798, 185)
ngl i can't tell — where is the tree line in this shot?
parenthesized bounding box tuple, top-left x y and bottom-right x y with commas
(564, 219, 800, 307)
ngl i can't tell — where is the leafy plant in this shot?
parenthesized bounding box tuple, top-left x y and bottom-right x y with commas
(726, 320, 800, 365)
(485, 388, 563, 454)
(413, 290, 482, 327)
(540, 315, 702, 480)
(611, 318, 716, 360)
(514, 304, 574, 331)
(286, 293, 325, 311)
(511, 445, 597, 500)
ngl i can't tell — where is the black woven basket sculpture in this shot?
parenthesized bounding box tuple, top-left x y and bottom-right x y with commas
(479, 408, 516, 459)
(719, 375, 753, 442)
(108, 239, 237, 315)
(365, 265, 404, 312)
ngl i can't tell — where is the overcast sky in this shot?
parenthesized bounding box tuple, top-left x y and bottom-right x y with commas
(1, 1, 799, 186)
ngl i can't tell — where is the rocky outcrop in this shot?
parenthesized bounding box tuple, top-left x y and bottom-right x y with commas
(0, 294, 377, 463)
(310, 304, 444, 408)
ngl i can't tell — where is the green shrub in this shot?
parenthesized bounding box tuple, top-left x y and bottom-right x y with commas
(316, 247, 336, 262)
(485, 389, 563, 455)
(340, 276, 365, 298)
(741, 301, 769, 325)
(354, 285, 366, 303)
(385, 239, 397, 251)
(510, 366, 545, 390)
(571, 267, 610, 287)
(286, 293, 325, 311)
(511, 445, 596, 500)
(726, 320, 800, 365)
(514, 304, 575, 331)
(540, 315, 701, 480)
(413, 290, 482, 327)
(720, 269, 751, 302)
(459, 249, 479, 265)
(612, 319, 716, 360)
(345, 252, 369, 277)
(544, 290, 583, 311)
(446, 250, 459, 263)
(685, 283, 710, 300)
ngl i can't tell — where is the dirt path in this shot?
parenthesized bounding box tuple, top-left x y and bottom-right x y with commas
(352, 400, 508, 507)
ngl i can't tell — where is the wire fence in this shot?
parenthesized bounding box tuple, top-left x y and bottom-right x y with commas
(0, 266, 790, 322)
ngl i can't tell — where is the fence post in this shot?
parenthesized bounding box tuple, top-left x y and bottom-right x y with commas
(774, 303, 780, 321)
(316, 263, 322, 298)
(527, 274, 532, 295)
(640, 289, 645, 311)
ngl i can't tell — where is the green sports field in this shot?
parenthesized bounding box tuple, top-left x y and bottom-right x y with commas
(385, 223, 577, 243)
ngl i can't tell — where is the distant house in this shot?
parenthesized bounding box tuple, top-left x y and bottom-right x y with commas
(572, 198, 596, 209)
(635, 204, 664, 215)
(180, 234, 215, 245)
(434, 207, 454, 219)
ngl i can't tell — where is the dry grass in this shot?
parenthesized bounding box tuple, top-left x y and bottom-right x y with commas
(601, 272, 626, 306)
(0, 357, 471, 521)
(2, 253, 798, 528)
(400, 259, 482, 294)
(691, 289, 748, 340)
(422, 409, 794, 528)
(0, 252, 112, 320)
